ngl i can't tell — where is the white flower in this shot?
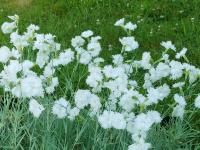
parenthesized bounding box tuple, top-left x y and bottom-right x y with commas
(104, 74, 128, 94)
(33, 33, 60, 67)
(162, 54, 170, 63)
(21, 76, 44, 98)
(74, 89, 92, 109)
(0, 46, 11, 63)
(22, 60, 34, 70)
(98, 110, 126, 129)
(27, 24, 39, 31)
(194, 95, 200, 108)
(94, 57, 104, 63)
(98, 110, 112, 129)
(172, 82, 185, 88)
(79, 51, 92, 64)
(146, 84, 170, 105)
(24, 24, 39, 41)
(45, 77, 59, 94)
(11, 48, 21, 59)
(149, 62, 170, 82)
(172, 94, 186, 119)
(103, 65, 117, 78)
(143, 73, 152, 89)
(174, 94, 186, 106)
(8, 14, 19, 22)
(137, 52, 152, 70)
(52, 98, 70, 118)
(68, 107, 80, 120)
(160, 41, 176, 51)
(1, 22, 17, 34)
(129, 80, 138, 88)
(75, 89, 101, 114)
(12, 85, 22, 98)
(75, 47, 84, 54)
(120, 36, 139, 52)
(81, 30, 93, 38)
(112, 112, 127, 129)
(53, 49, 74, 66)
(142, 52, 152, 69)
(128, 138, 151, 150)
(29, 99, 45, 118)
(43, 63, 55, 78)
(124, 22, 137, 31)
(172, 105, 185, 119)
(10, 32, 29, 50)
(112, 54, 124, 65)
(87, 42, 101, 57)
(147, 111, 162, 124)
(183, 63, 200, 84)
(128, 111, 161, 135)
(114, 18, 125, 27)
(89, 93, 101, 114)
(170, 60, 183, 80)
(0, 60, 22, 85)
(71, 36, 85, 47)
(90, 36, 101, 43)
(86, 66, 103, 88)
(176, 47, 187, 59)
(36, 51, 49, 68)
(21, 60, 35, 76)
(119, 90, 136, 112)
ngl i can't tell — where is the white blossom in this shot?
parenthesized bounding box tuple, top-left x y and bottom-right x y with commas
(29, 99, 45, 118)
(1, 22, 17, 34)
(68, 107, 80, 120)
(52, 98, 70, 118)
(146, 84, 170, 105)
(75, 90, 101, 113)
(172, 82, 185, 88)
(21, 76, 44, 98)
(172, 105, 185, 119)
(87, 41, 101, 57)
(53, 49, 74, 66)
(174, 94, 186, 107)
(124, 22, 137, 31)
(45, 77, 59, 94)
(71, 36, 85, 47)
(0, 46, 11, 63)
(128, 138, 151, 150)
(114, 18, 125, 27)
(169, 60, 184, 80)
(176, 47, 187, 59)
(81, 30, 93, 38)
(10, 32, 29, 50)
(160, 41, 176, 51)
(172, 94, 186, 119)
(98, 110, 126, 129)
(120, 36, 139, 52)
(194, 95, 200, 108)
(112, 54, 124, 66)
(79, 51, 92, 64)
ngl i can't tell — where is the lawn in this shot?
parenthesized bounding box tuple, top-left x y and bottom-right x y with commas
(0, 0, 200, 149)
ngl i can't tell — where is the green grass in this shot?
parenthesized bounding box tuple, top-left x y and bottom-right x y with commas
(0, 0, 200, 149)
(1, 0, 200, 64)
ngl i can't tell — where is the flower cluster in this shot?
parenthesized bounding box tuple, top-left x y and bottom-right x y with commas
(1, 16, 200, 149)
(0, 15, 75, 100)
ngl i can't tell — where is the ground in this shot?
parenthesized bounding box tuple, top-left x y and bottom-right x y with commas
(0, 0, 200, 149)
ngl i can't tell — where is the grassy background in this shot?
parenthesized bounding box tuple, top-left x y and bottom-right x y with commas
(0, 0, 200, 149)
(1, 0, 200, 64)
